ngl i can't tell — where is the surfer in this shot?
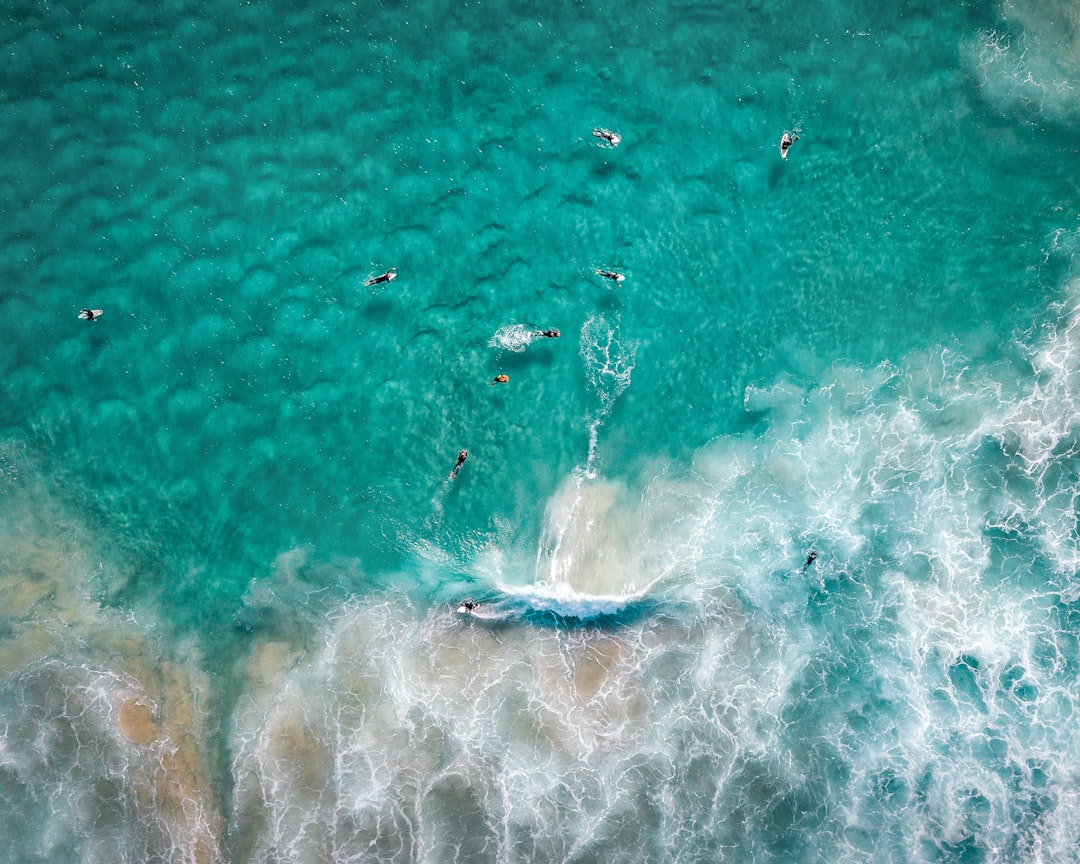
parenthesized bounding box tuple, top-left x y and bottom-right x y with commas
(364, 268, 397, 286)
(536, 329, 560, 338)
(595, 269, 625, 283)
(592, 128, 621, 147)
(457, 599, 479, 614)
(78, 309, 101, 321)
(491, 374, 509, 385)
(801, 550, 818, 572)
(780, 131, 798, 159)
(449, 449, 468, 479)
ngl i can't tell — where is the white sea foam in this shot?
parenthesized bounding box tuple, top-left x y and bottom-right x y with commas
(578, 313, 636, 476)
(967, 0, 1080, 123)
(6, 0, 1080, 856)
(15, 261, 1080, 860)
(0, 445, 221, 864)
(228, 593, 769, 862)
(341, 262, 1080, 858)
(489, 323, 541, 352)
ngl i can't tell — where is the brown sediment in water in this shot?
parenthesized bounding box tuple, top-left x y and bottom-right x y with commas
(119, 698, 159, 745)
(143, 660, 223, 864)
(0, 449, 224, 864)
(268, 696, 334, 793)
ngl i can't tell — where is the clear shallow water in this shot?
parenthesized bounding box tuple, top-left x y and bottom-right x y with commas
(1, 0, 1079, 860)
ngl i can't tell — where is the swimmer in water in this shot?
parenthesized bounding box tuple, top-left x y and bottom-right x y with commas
(364, 267, 397, 286)
(78, 309, 100, 321)
(449, 449, 468, 479)
(491, 374, 509, 385)
(595, 269, 625, 283)
(536, 329, 560, 338)
(592, 128, 621, 147)
(780, 131, 799, 159)
(801, 550, 818, 572)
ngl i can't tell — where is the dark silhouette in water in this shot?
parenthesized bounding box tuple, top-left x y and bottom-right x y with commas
(364, 268, 397, 286)
(449, 449, 468, 479)
(536, 329, 560, 338)
(801, 550, 818, 572)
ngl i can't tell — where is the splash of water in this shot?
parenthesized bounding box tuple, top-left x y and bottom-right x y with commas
(489, 323, 542, 353)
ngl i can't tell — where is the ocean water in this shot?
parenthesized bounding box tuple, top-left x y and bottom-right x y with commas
(2, 0, 1080, 860)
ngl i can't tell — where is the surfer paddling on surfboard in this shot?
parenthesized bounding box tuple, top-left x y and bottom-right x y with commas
(364, 268, 397, 286)
(780, 131, 799, 159)
(78, 309, 103, 321)
(595, 269, 625, 283)
(449, 449, 468, 479)
(536, 329, 560, 338)
(592, 128, 621, 147)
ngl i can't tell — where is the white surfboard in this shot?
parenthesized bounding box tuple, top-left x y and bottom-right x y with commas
(78, 309, 103, 320)
(456, 602, 505, 620)
(780, 132, 797, 160)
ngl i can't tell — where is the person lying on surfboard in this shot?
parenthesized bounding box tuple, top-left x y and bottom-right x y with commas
(78, 309, 102, 321)
(364, 268, 397, 286)
(449, 449, 468, 479)
(780, 131, 799, 159)
(536, 328, 560, 338)
(595, 269, 625, 283)
(592, 128, 621, 147)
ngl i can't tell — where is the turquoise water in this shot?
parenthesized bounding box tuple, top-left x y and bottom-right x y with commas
(2, 0, 1080, 860)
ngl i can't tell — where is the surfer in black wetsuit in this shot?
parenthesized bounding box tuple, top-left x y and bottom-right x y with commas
(595, 269, 625, 283)
(592, 128, 621, 147)
(364, 268, 397, 286)
(801, 550, 818, 572)
(449, 449, 468, 479)
(780, 131, 798, 159)
(457, 599, 479, 614)
(78, 309, 98, 321)
(536, 329, 560, 338)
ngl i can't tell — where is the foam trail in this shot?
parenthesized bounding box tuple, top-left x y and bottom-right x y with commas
(489, 323, 542, 352)
(579, 314, 636, 475)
